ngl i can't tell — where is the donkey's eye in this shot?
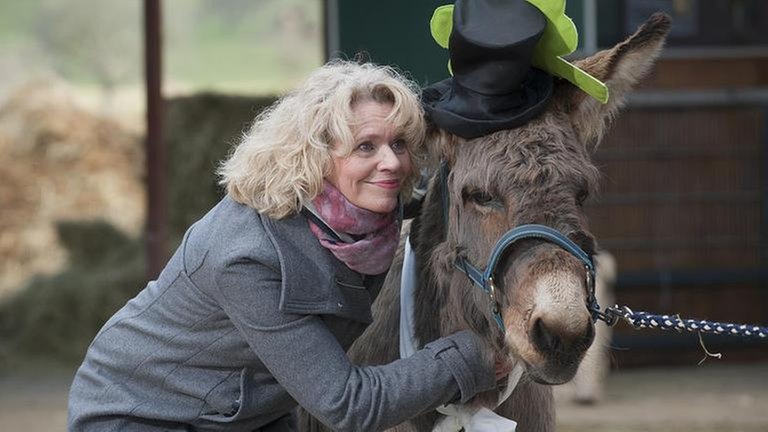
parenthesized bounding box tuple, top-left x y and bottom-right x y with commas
(463, 189, 503, 210)
(576, 189, 589, 206)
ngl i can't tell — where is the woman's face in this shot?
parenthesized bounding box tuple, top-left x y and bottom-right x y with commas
(327, 100, 413, 213)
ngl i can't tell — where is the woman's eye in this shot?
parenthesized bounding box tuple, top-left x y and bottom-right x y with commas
(390, 139, 408, 154)
(356, 141, 375, 152)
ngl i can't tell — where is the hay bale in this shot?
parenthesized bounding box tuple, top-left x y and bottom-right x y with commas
(0, 90, 277, 365)
(165, 93, 276, 243)
(0, 80, 144, 299)
(0, 220, 143, 365)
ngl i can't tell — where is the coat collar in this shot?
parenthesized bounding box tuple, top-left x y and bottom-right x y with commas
(261, 211, 373, 323)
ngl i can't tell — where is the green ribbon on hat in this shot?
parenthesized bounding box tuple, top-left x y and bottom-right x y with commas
(429, 0, 609, 104)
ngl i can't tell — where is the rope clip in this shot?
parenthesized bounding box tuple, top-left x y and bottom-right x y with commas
(592, 305, 622, 327)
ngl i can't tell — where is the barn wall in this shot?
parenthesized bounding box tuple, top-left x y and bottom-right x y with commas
(587, 56, 768, 365)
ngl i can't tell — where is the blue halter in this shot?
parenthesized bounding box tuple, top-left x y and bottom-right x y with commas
(439, 161, 600, 332)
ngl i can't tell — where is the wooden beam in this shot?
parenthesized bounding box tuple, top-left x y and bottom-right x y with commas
(144, 0, 167, 280)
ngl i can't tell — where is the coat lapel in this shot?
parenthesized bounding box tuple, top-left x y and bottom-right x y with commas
(261, 212, 372, 323)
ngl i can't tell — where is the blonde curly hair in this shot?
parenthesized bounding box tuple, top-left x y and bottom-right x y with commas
(218, 61, 427, 219)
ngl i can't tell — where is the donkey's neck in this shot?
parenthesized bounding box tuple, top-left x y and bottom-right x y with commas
(409, 173, 497, 348)
(409, 177, 451, 346)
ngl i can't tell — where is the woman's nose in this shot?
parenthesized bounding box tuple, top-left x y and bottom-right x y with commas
(377, 145, 402, 171)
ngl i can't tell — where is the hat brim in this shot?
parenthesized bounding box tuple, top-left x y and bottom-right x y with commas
(536, 56, 609, 104)
(423, 67, 554, 139)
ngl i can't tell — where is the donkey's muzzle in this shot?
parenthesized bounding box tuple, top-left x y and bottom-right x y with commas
(527, 306, 595, 384)
(531, 314, 595, 358)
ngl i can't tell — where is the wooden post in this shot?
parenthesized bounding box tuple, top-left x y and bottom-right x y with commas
(144, 0, 167, 280)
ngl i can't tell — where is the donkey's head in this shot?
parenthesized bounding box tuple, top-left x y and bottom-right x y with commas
(426, 14, 670, 385)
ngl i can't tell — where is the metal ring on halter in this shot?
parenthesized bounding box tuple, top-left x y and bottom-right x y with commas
(584, 264, 601, 322)
(488, 276, 500, 311)
(487, 276, 506, 331)
(487, 276, 497, 302)
(591, 305, 621, 327)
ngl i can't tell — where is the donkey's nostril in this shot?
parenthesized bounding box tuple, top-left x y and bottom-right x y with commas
(532, 317, 562, 354)
(532, 315, 595, 357)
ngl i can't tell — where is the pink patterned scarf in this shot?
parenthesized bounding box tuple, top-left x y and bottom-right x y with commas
(307, 182, 399, 275)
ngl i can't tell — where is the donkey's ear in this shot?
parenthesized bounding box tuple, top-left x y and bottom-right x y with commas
(560, 13, 671, 148)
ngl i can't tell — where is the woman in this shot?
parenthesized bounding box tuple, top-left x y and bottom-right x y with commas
(68, 61, 497, 432)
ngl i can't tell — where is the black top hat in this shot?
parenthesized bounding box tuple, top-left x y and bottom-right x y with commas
(423, 0, 554, 139)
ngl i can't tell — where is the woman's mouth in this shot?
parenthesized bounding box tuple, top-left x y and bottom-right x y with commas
(370, 179, 401, 190)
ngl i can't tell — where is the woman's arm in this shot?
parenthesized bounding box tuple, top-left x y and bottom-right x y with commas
(214, 259, 495, 432)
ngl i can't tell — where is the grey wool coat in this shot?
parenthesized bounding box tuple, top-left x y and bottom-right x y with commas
(68, 196, 495, 431)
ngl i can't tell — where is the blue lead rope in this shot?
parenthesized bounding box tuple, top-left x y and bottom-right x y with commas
(598, 305, 768, 339)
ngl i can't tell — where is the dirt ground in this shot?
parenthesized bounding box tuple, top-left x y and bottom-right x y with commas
(1, 362, 766, 431)
(554, 362, 768, 432)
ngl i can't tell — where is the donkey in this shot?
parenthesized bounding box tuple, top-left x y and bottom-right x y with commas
(303, 13, 670, 432)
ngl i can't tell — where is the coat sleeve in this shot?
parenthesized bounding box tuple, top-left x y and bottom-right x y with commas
(214, 258, 496, 432)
